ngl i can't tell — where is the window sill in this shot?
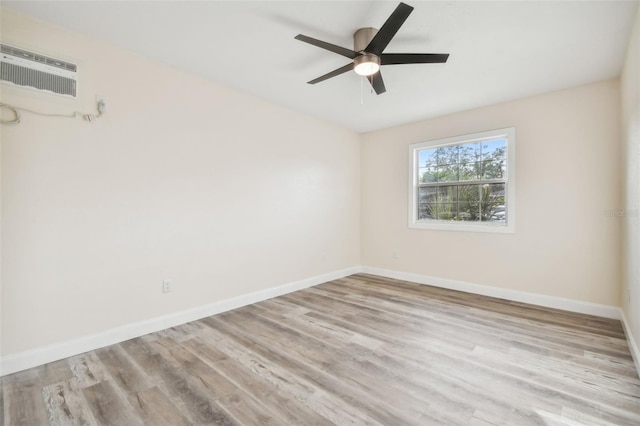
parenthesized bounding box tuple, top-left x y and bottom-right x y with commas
(409, 220, 515, 234)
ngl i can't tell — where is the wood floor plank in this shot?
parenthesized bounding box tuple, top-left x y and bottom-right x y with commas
(42, 379, 99, 426)
(95, 345, 155, 394)
(3, 273, 639, 425)
(3, 371, 49, 426)
(67, 353, 112, 389)
(35, 360, 75, 387)
(216, 393, 281, 426)
(81, 381, 143, 426)
(180, 337, 229, 364)
(128, 386, 191, 426)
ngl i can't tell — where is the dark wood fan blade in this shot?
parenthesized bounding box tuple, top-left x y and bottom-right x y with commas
(295, 34, 358, 59)
(381, 53, 449, 65)
(365, 3, 414, 55)
(308, 63, 354, 85)
(367, 72, 386, 95)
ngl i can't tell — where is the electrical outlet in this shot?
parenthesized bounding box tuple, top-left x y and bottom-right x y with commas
(392, 250, 399, 259)
(162, 279, 172, 293)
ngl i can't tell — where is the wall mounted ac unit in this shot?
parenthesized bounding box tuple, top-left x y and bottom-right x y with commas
(0, 44, 77, 98)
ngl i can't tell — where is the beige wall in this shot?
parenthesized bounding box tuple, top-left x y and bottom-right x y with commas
(622, 6, 640, 348)
(361, 80, 622, 306)
(0, 10, 360, 356)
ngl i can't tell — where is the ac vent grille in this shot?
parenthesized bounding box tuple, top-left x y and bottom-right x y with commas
(1, 62, 76, 97)
(0, 44, 77, 98)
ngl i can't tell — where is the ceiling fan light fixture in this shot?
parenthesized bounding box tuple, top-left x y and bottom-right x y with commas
(354, 54, 380, 76)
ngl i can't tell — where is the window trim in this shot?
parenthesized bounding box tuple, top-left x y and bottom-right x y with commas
(408, 127, 516, 233)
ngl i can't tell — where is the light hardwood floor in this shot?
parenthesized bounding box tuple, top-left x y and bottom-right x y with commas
(2, 274, 639, 425)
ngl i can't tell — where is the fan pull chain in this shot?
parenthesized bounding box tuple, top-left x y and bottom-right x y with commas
(360, 76, 364, 105)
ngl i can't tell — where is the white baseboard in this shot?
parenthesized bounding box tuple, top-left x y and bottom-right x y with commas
(619, 310, 640, 376)
(0, 266, 359, 377)
(360, 266, 622, 320)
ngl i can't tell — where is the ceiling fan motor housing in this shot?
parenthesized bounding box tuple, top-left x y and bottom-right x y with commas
(354, 27, 379, 52)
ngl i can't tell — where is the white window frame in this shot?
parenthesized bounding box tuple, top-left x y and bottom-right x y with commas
(408, 127, 516, 233)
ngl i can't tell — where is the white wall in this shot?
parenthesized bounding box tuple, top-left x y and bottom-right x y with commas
(0, 10, 360, 357)
(361, 80, 621, 306)
(622, 6, 640, 351)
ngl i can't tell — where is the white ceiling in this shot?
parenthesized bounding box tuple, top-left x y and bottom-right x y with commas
(3, 0, 638, 133)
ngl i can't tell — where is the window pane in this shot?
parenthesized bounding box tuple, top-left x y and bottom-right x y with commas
(418, 187, 437, 203)
(419, 165, 438, 183)
(418, 187, 436, 220)
(458, 143, 480, 179)
(457, 184, 482, 221)
(436, 204, 457, 221)
(436, 145, 459, 165)
(418, 148, 438, 183)
(436, 185, 457, 203)
(436, 164, 458, 182)
(460, 161, 481, 181)
(418, 203, 436, 220)
(481, 139, 506, 160)
(457, 210, 479, 221)
(466, 142, 482, 161)
(419, 148, 437, 167)
(481, 183, 506, 222)
(480, 139, 506, 179)
(481, 158, 506, 179)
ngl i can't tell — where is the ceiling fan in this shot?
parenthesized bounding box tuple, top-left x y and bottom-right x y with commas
(295, 2, 449, 95)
